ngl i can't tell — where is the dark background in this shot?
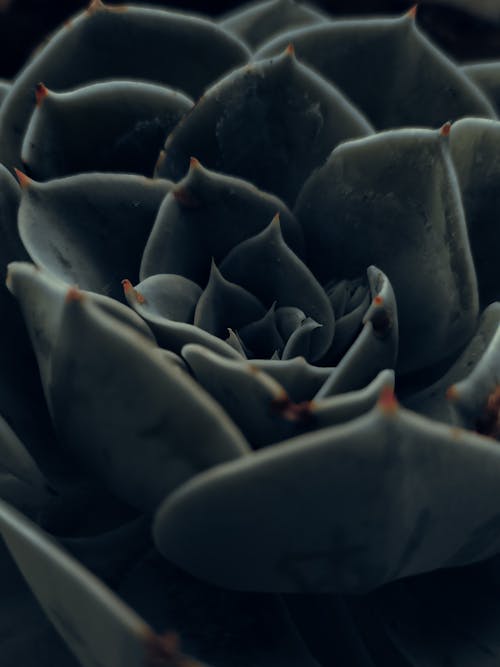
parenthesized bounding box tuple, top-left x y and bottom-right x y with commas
(1, 0, 500, 79)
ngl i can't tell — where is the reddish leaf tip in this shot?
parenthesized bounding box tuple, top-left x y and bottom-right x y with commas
(445, 384, 459, 401)
(407, 4, 417, 18)
(285, 43, 295, 57)
(35, 82, 49, 106)
(87, 0, 105, 13)
(65, 286, 83, 303)
(378, 385, 398, 414)
(189, 156, 201, 170)
(439, 121, 452, 137)
(121, 278, 133, 292)
(373, 295, 384, 306)
(14, 168, 31, 189)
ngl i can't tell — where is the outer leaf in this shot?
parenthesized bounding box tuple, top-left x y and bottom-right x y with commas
(255, 14, 496, 128)
(117, 549, 320, 667)
(0, 3, 250, 169)
(449, 118, 500, 306)
(154, 396, 500, 593)
(157, 48, 372, 206)
(0, 167, 56, 459)
(404, 303, 500, 425)
(463, 62, 500, 115)
(18, 173, 171, 300)
(22, 81, 193, 179)
(7, 262, 154, 413)
(0, 414, 51, 515)
(0, 500, 208, 667)
(49, 289, 249, 509)
(220, 0, 326, 49)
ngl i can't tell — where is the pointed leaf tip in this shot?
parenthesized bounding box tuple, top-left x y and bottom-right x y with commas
(271, 212, 281, 225)
(440, 121, 452, 137)
(14, 168, 31, 189)
(446, 384, 459, 401)
(121, 278, 133, 293)
(407, 4, 417, 18)
(87, 0, 105, 13)
(189, 156, 201, 170)
(377, 385, 398, 414)
(285, 43, 295, 57)
(121, 278, 146, 303)
(35, 82, 49, 106)
(65, 286, 84, 303)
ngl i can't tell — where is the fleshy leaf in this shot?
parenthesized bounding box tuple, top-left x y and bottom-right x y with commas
(315, 267, 398, 397)
(194, 261, 266, 338)
(312, 369, 395, 430)
(7, 262, 154, 412)
(238, 302, 285, 359)
(0, 415, 51, 515)
(0, 500, 208, 667)
(0, 4, 250, 169)
(157, 49, 373, 206)
(18, 173, 171, 299)
(281, 317, 322, 360)
(124, 274, 202, 325)
(142, 160, 303, 284)
(296, 127, 478, 374)
(0, 80, 10, 108)
(182, 343, 299, 448)
(123, 276, 243, 360)
(220, 217, 335, 361)
(324, 277, 371, 364)
(0, 168, 57, 458)
(154, 397, 500, 593)
(49, 289, 249, 509)
(463, 62, 500, 115)
(248, 356, 332, 402)
(449, 118, 500, 307)
(447, 317, 500, 438)
(255, 14, 496, 129)
(404, 302, 500, 425)
(22, 81, 193, 179)
(220, 0, 326, 49)
(117, 549, 319, 667)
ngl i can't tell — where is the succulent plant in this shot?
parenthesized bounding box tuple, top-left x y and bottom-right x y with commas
(4, 0, 500, 665)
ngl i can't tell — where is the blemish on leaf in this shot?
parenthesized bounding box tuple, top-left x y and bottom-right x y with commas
(173, 186, 201, 209)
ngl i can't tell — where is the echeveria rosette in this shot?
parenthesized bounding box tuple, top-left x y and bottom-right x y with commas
(2, 1, 500, 666)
